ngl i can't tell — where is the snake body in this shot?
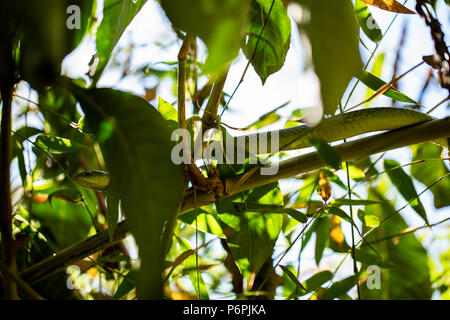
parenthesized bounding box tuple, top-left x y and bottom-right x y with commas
(235, 107, 436, 153)
(74, 107, 445, 190)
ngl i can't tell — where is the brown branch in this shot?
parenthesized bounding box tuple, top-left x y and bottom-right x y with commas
(201, 64, 230, 130)
(20, 221, 129, 285)
(181, 116, 450, 212)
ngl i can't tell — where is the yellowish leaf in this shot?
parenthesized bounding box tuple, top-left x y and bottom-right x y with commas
(317, 172, 332, 202)
(360, 0, 415, 14)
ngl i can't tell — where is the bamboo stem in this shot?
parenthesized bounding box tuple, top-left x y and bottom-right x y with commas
(0, 83, 19, 299)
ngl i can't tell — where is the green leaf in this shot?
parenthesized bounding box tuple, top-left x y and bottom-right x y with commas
(364, 214, 380, 227)
(309, 138, 342, 170)
(363, 53, 385, 107)
(14, 145, 28, 187)
(304, 270, 333, 291)
(318, 274, 360, 300)
(12, 127, 42, 143)
(279, 265, 307, 292)
(35, 135, 82, 154)
(93, 0, 148, 82)
(217, 182, 283, 279)
(354, 0, 382, 42)
(178, 208, 225, 238)
(383, 159, 428, 223)
(114, 270, 136, 299)
(158, 97, 178, 123)
(158, 97, 179, 132)
(30, 193, 92, 249)
(326, 207, 354, 225)
(314, 216, 331, 265)
(247, 113, 281, 131)
(331, 198, 382, 206)
(354, 249, 394, 268)
(355, 70, 417, 104)
(284, 208, 308, 223)
(70, 86, 184, 299)
(411, 143, 450, 208)
(359, 188, 431, 299)
(295, 0, 362, 116)
(160, 0, 251, 72)
(243, 0, 291, 84)
(342, 162, 366, 182)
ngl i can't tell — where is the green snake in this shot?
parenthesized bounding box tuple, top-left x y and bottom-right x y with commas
(74, 107, 446, 190)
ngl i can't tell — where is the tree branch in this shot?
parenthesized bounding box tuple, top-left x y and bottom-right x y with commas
(19, 117, 450, 286)
(201, 64, 230, 129)
(20, 221, 128, 285)
(181, 116, 450, 212)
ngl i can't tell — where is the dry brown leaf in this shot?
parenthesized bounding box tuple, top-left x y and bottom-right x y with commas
(360, 0, 415, 14)
(317, 172, 331, 202)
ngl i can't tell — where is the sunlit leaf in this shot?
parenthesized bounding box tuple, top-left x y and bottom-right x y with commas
(178, 208, 225, 238)
(384, 159, 428, 223)
(354, 0, 383, 42)
(314, 216, 331, 265)
(356, 70, 417, 104)
(411, 143, 450, 208)
(217, 182, 283, 279)
(364, 53, 385, 107)
(360, 0, 415, 14)
(93, 0, 148, 82)
(35, 135, 82, 154)
(243, 0, 291, 84)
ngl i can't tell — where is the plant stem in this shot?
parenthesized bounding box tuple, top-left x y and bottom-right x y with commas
(177, 34, 193, 131)
(201, 64, 230, 129)
(0, 83, 19, 299)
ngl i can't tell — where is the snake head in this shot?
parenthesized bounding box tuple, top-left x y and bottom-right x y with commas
(73, 170, 110, 191)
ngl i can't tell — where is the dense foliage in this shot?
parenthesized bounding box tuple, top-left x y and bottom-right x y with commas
(0, 0, 449, 300)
